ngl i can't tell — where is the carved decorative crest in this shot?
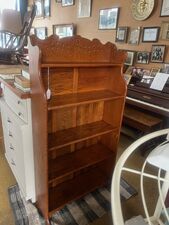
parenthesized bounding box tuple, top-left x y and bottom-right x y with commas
(30, 35, 126, 64)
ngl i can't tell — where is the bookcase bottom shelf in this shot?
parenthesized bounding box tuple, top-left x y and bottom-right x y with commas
(48, 159, 114, 214)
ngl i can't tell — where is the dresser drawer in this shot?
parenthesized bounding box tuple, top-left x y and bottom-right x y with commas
(3, 87, 28, 123)
(6, 151, 26, 196)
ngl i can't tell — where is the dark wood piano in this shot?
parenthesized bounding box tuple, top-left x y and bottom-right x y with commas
(123, 76, 169, 136)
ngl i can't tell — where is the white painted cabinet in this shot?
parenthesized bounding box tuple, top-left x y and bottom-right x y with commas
(0, 85, 35, 202)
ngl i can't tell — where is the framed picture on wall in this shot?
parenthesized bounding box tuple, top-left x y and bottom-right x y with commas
(150, 45, 166, 63)
(44, 0, 51, 17)
(115, 27, 128, 43)
(124, 51, 135, 66)
(150, 67, 160, 76)
(136, 51, 150, 64)
(62, 0, 74, 7)
(142, 27, 160, 42)
(53, 24, 75, 38)
(160, 21, 169, 40)
(35, 27, 47, 39)
(128, 27, 141, 45)
(160, 0, 169, 16)
(98, 7, 119, 30)
(35, 0, 44, 17)
(78, 0, 92, 18)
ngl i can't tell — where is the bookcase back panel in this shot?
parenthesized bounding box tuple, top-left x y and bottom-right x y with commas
(48, 102, 104, 133)
(48, 107, 76, 133)
(42, 68, 74, 95)
(48, 145, 72, 159)
(76, 102, 104, 126)
(75, 137, 100, 151)
(103, 100, 125, 128)
(78, 68, 110, 92)
(101, 132, 119, 153)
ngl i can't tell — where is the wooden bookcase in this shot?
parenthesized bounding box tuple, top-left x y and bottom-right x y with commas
(29, 35, 127, 222)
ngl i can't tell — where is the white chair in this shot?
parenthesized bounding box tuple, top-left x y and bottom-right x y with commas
(111, 128, 169, 225)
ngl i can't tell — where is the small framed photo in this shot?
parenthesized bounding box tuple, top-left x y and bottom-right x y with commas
(160, 21, 169, 40)
(35, 0, 44, 17)
(150, 45, 166, 63)
(160, 0, 169, 17)
(78, 0, 92, 18)
(160, 63, 169, 73)
(124, 51, 135, 66)
(136, 51, 150, 64)
(53, 24, 75, 38)
(98, 8, 119, 30)
(62, 0, 74, 7)
(150, 67, 160, 77)
(115, 27, 128, 43)
(44, 0, 51, 17)
(142, 27, 160, 42)
(35, 27, 47, 39)
(124, 74, 132, 85)
(128, 27, 141, 45)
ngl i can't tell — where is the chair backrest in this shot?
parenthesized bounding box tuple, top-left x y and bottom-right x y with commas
(16, 4, 36, 51)
(0, 4, 36, 52)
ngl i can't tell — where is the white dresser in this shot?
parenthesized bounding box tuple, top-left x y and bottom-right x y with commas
(0, 84, 35, 202)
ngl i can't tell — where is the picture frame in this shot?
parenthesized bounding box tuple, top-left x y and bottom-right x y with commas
(128, 27, 141, 45)
(150, 67, 160, 77)
(78, 0, 92, 18)
(136, 51, 150, 64)
(160, 21, 169, 40)
(160, 63, 169, 73)
(35, 27, 47, 39)
(98, 7, 119, 30)
(53, 24, 75, 38)
(62, 0, 74, 7)
(150, 45, 166, 63)
(124, 74, 132, 85)
(142, 27, 160, 42)
(124, 51, 135, 66)
(160, 0, 169, 17)
(44, 0, 51, 17)
(35, 0, 44, 17)
(115, 26, 128, 43)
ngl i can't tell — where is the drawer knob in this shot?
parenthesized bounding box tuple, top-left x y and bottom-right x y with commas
(11, 159, 16, 166)
(17, 100, 21, 104)
(7, 118, 11, 123)
(9, 144, 14, 150)
(18, 112, 22, 116)
(9, 132, 13, 137)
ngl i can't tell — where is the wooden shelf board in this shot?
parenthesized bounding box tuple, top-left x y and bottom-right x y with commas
(48, 166, 110, 214)
(48, 90, 123, 110)
(48, 121, 115, 150)
(41, 63, 122, 68)
(49, 143, 114, 182)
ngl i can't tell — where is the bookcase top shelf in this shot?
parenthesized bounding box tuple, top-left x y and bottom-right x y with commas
(41, 63, 122, 68)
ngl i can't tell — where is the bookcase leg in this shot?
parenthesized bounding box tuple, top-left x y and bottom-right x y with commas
(46, 218, 51, 225)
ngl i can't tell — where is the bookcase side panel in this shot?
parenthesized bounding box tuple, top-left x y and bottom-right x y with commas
(29, 44, 49, 220)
